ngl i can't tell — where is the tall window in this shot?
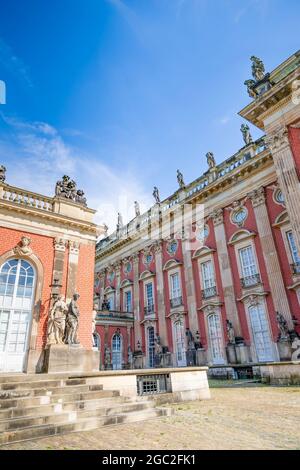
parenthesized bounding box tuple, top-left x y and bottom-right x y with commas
(145, 282, 154, 307)
(124, 290, 132, 312)
(147, 326, 155, 368)
(112, 333, 122, 370)
(287, 231, 300, 264)
(170, 272, 181, 299)
(0, 259, 35, 372)
(201, 261, 215, 289)
(248, 303, 273, 362)
(207, 313, 224, 365)
(239, 246, 258, 277)
(173, 320, 186, 367)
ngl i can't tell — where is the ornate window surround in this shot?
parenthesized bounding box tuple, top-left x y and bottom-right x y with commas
(229, 230, 261, 288)
(202, 305, 226, 366)
(167, 266, 183, 309)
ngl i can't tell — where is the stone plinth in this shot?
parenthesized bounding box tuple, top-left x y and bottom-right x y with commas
(226, 344, 237, 364)
(44, 344, 99, 373)
(235, 344, 250, 364)
(196, 348, 207, 366)
(277, 340, 292, 361)
(260, 361, 300, 385)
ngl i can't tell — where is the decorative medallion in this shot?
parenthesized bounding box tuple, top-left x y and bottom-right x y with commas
(231, 207, 248, 227)
(167, 239, 178, 256)
(143, 253, 153, 267)
(108, 270, 115, 283)
(196, 224, 209, 244)
(123, 261, 132, 275)
(274, 188, 285, 206)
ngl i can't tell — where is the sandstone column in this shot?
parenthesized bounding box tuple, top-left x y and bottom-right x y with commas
(153, 241, 168, 347)
(266, 126, 300, 254)
(211, 209, 242, 336)
(132, 253, 142, 349)
(66, 240, 80, 301)
(182, 240, 199, 335)
(248, 187, 293, 328)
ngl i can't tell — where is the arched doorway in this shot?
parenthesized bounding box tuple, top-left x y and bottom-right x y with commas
(111, 333, 122, 370)
(0, 259, 36, 372)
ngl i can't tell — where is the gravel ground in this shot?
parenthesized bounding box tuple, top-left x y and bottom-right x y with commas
(2, 386, 300, 450)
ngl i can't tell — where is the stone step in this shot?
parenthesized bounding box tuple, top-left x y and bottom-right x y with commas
(0, 396, 129, 420)
(0, 407, 173, 446)
(0, 373, 76, 384)
(0, 377, 88, 391)
(0, 401, 156, 432)
(0, 389, 120, 410)
(0, 383, 104, 399)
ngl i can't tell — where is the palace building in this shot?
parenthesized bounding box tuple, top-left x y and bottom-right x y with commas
(95, 51, 300, 371)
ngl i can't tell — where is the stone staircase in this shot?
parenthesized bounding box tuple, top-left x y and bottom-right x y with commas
(0, 373, 172, 446)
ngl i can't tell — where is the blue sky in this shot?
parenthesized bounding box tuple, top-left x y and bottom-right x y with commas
(0, 0, 299, 231)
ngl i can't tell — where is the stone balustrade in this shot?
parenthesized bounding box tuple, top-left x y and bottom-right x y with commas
(0, 184, 53, 212)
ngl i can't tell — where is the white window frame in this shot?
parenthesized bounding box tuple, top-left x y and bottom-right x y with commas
(144, 281, 154, 309)
(200, 259, 216, 290)
(205, 310, 225, 365)
(169, 270, 182, 300)
(286, 230, 300, 264)
(238, 245, 258, 278)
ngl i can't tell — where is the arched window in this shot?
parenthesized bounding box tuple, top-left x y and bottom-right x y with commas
(111, 333, 122, 370)
(0, 259, 35, 372)
(248, 303, 273, 362)
(173, 320, 186, 367)
(207, 313, 224, 365)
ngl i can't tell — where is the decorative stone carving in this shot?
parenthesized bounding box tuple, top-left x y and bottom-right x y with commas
(206, 152, 216, 170)
(226, 319, 235, 345)
(0, 164, 6, 183)
(265, 127, 289, 153)
(177, 169, 185, 189)
(128, 345, 133, 368)
(152, 240, 163, 254)
(153, 186, 161, 204)
(54, 238, 68, 252)
(154, 336, 163, 367)
(247, 295, 260, 308)
(186, 329, 195, 350)
(68, 240, 80, 254)
(134, 201, 140, 217)
(250, 56, 266, 82)
(241, 124, 253, 145)
(64, 293, 80, 345)
(248, 187, 265, 207)
(46, 295, 68, 346)
(210, 209, 223, 227)
(13, 236, 33, 256)
(276, 311, 290, 341)
(55, 175, 87, 206)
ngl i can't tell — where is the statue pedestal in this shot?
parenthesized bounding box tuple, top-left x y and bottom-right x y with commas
(226, 344, 237, 364)
(161, 352, 172, 368)
(277, 339, 292, 361)
(235, 344, 250, 364)
(44, 344, 99, 373)
(196, 348, 207, 366)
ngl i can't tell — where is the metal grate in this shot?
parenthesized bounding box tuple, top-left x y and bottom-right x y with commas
(137, 374, 171, 396)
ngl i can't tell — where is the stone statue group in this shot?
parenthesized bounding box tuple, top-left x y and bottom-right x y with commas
(47, 293, 81, 346)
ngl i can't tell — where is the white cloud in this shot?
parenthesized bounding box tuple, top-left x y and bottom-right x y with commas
(0, 115, 152, 233)
(0, 37, 32, 88)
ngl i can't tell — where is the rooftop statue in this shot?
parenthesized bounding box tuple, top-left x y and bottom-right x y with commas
(134, 200, 140, 217)
(244, 79, 257, 98)
(117, 212, 123, 229)
(55, 175, 87, 206)
(206, 152, 216, 170)
(0, 164, 6, 183)
(241, 124, 253, 145)
(177, 169, 185, 189)
(250, 55, 266, 82)
(153, 186, 161, 204)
